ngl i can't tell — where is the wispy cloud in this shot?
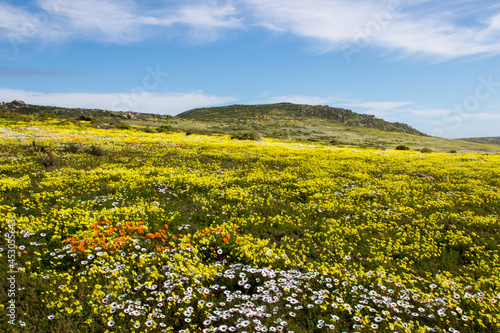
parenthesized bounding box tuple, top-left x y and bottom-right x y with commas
(242, 0, 500, 60)
(37, 0, 140, 43)
(1, 0, 500, 59)
(1, 0, 243, 45)
(0, 88, 235, 115)
(408, 108, 451, 117)
(0, 67, 78, 77)
(0, 1, 67, 43)
(344, 101, 413, 117)
(261, 95, 337, 106)
(462, 112, 500, 120)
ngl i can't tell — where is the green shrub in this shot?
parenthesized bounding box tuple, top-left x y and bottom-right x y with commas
(142, 127, 156, 133)
(115, 123, 131, 130)
(395, 145, 410, 151)
(230, 132, 262, 141)
(87, 145, 106, 156)
(40, 113, 58, 119)
(37, 149, 57, 167)
(65, 143, 80, 153)
(421, 148, 433, 153)
(156, 125, 172, 133)
(79, 115, 94, 121)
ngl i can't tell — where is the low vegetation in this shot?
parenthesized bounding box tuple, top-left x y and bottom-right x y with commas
(0, 118, 499, 332)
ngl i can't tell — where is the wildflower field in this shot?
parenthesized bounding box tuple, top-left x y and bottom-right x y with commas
(0, 119, 499, 333)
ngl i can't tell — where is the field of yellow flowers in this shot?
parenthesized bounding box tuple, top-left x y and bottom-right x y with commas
(0, 119, 499, 333)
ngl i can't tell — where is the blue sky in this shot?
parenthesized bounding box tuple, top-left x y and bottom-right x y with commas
(1, 0, 500, 138)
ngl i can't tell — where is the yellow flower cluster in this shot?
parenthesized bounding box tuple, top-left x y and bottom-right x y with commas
(0, 120, 499, 332)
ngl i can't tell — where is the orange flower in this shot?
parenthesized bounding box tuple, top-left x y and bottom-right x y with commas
(223, 238, 228, 243)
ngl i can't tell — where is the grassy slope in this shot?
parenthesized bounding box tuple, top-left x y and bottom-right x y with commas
(1, 101, 500, 153)
(458, 137, 500, 146)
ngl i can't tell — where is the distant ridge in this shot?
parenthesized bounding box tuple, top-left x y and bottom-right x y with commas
(176, 103, 426, 136)
(458, 137, 500, 146)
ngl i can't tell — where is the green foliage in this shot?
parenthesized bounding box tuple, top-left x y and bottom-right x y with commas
(86, 145, 106, 156)
(421, 147, 433, 153)
(64, 143, 81, 153)
(79, 115, 94, 121)
(39, 112, 58, 119)
(156, 125, 172, 133)
(115, 122, 131, 130)
(395, 144, 410, 150)
(230, 131, 262, 141)
(141, 127, 156, 133)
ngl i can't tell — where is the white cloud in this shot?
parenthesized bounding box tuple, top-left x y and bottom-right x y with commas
(1, 0, 242, 45)
(37, 0, 140, 42)
(0, 89, 235, 115)
(262, 95, 337, 106)
(408, 108, 451, 117)
(2, 0, 500, 59)
(462, 112, 500, 120)
(242, 0, 500, 59)
(142, 2, 243, 42)
(0, 2, 68, 43)
(344, 101, 413, 117)
(243, 0, 378, 44)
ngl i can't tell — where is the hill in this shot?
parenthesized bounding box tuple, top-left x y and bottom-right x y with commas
(177, 102, 426, 136)
(458, 137, 500, 146)
(0, 100, 170, 121)
(2, 100, 500, 153)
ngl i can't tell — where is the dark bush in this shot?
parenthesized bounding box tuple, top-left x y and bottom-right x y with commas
(115, 123, 131, 130)
(395, 145, 410, 151)
(40, 113, 58, 119)
(37, 150, 56, 167)
(156, 125, 172, 133)
(87, 145, 106, 156)
(142, 127, 156, 133)
(230, 132, 262, 141)
(421, 148, 433, 153)
(79, 115, 94, 121)
(65, 143, 80, 153)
